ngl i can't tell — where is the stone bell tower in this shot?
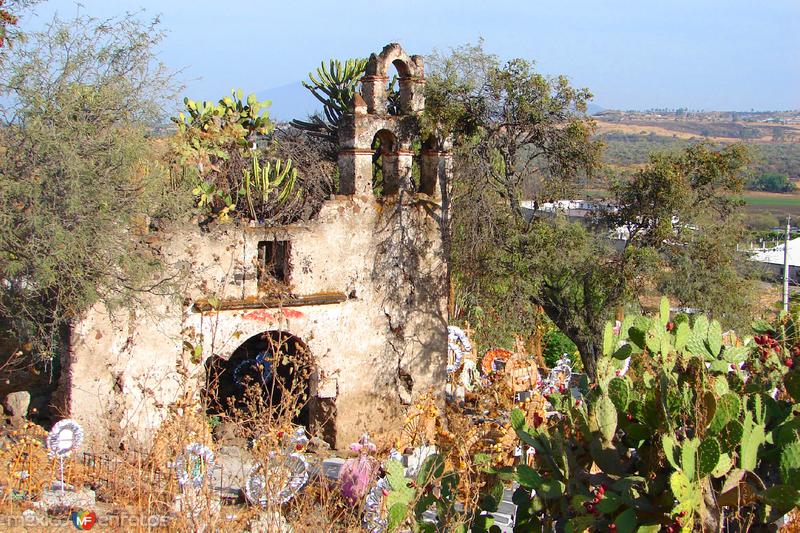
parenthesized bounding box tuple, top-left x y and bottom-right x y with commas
(337, 43, 451, 200)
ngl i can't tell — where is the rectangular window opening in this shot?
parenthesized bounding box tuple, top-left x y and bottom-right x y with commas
(257, 240, 291, 285)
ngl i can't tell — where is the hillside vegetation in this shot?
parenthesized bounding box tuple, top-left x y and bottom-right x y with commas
(593, 111, 800, 225)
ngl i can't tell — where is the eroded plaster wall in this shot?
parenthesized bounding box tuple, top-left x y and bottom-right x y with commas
(59, 193, 448, 450)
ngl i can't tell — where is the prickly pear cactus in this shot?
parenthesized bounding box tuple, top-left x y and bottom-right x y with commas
(786, 369, 800, 402)
(495, 298, 800, 532)
(718, 419, 743, 454)
(708, 393, 740, 434)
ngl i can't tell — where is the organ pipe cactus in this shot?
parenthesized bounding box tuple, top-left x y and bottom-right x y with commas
(241, 154, 300, 220)
(291, 58, 368, 143)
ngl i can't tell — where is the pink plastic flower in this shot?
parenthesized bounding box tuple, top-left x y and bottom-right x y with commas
(340, 454, 378, 503)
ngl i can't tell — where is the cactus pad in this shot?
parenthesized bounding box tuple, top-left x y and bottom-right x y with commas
(779, 440, 800, 488)
(712, 453, 732, 478)
(670, 471, 700, 506)
(607, 377, 630, 412)
(595, 395, 618, 443)
(662, 435, 681, 471)
(706, 319, 722, 358)
(719, 419, 744, 454)
(697, 437, 721, 478)
(785, 370, 800, 402)
(709, 393, 740, 434)
(674, 321, 690, 351)
(759, 485, 800, 514)
(681, 438, 699, 481)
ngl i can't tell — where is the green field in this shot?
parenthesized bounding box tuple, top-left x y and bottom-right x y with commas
(742, 194, 800, 206)
(741, 192, 800, 218)
(584, 188, 800, 226)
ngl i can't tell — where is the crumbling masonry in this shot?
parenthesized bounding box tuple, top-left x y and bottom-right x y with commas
(56, 44, 450, 449)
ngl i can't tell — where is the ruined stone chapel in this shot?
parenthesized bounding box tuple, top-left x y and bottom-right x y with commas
(56, 44, 451, 450)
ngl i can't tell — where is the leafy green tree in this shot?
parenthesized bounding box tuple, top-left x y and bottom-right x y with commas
(747, 172, 795, 193)
(607, 143, 757, 329)
(424, 42, 601, 216)
(0, 12, 179, 361)
(426, 42, 606, 375)
(430, 43, 757, 378)
(541, 328, 577, 368)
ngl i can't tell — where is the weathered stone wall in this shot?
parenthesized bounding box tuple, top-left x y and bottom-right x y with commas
(59, 193, 447, 450)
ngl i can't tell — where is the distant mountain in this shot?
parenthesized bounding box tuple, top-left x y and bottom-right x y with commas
(587, 103, 606, 116)
(256, 82, 320, 123)
(258, 81, 607, 121)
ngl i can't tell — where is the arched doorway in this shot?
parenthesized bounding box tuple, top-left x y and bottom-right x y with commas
(204, 331, 313, 429)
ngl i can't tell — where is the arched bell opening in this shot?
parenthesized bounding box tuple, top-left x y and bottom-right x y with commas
(419, 137, 447, 197)
(391, 58, 421, 115)
(386, 60, 406, 116)
(371, 129, 399, 197)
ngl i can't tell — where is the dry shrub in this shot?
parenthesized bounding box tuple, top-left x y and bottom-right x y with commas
(0, 328, 552, 531)
(148, 394, 213, 478)
(783, 510, 800, 533)
(0, 423, 52, 500)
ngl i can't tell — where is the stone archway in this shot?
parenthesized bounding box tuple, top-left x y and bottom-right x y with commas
(372, 128, 399, 195)
(204, 331, 314, 430)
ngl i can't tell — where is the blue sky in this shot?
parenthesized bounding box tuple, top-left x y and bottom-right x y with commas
(20, 0, 800, 118)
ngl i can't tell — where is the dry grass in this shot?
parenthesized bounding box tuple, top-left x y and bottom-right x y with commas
(595, 118, 800, 145)
(0, 331, 551, 531)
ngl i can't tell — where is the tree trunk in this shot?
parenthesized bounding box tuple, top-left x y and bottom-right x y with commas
(571, 334, 598, 382)
(539, 302, 600, 381)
